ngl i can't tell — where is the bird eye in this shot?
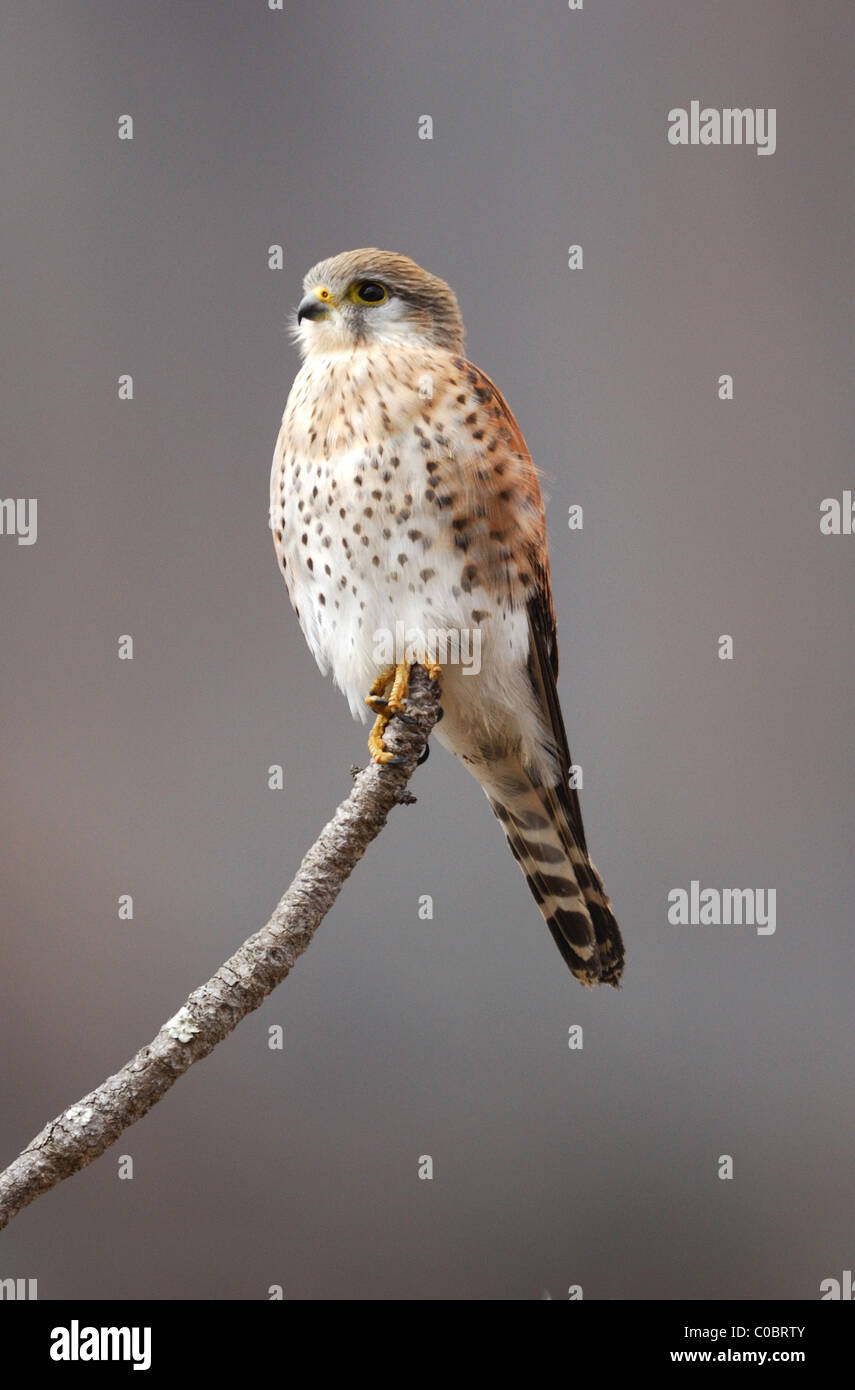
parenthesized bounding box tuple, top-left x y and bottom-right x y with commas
(351, 281, 388, 305)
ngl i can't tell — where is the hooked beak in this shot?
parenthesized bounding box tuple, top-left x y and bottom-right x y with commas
(297, 290, 332, 325)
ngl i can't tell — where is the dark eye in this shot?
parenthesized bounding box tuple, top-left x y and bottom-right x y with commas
(351, 281, 389, 306)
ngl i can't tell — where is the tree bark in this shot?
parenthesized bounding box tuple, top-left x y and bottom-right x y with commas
(0, 666, 440, 1231)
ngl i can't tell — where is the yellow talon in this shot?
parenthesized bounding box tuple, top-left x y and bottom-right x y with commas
(366, 664, 405, 764)
(365, 664, 395, 715)
(366, 661, 411, 763)
(368, 712, 398, 764)
(365, 658, 441, 765)
(386, 659, 411, 713)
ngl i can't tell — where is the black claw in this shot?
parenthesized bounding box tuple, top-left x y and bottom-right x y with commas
(417, 743, 430, 765)
(392, 710, 419, 728)
(435, 705, 444, 722)
(382, 755, 407, 767)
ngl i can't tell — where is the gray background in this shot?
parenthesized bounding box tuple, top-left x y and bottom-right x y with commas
(1, 0, 852, 1300)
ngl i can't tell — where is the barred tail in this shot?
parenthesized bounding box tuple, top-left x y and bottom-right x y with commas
(487, 780, 624, 988)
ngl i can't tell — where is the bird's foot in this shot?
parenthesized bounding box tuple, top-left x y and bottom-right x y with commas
(367, 711, 406, 765)
(364, 665, 396, 716)
(364, 659, 440, 765)
(366, 661, 412, 764)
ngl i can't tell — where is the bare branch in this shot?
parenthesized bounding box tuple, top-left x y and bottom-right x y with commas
(0, 666, 440, 1231)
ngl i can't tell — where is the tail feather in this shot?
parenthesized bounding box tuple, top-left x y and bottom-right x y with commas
(488, 781, 624, 988)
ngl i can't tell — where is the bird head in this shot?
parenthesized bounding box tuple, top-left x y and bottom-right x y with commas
(293, 248, 464, 357)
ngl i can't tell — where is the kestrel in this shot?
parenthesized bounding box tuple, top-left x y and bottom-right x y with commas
(270, 249, 624, 987)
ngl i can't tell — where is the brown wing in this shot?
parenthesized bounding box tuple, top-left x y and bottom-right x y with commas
(447, 357, 622, 983)
(450, 358, 589, 848)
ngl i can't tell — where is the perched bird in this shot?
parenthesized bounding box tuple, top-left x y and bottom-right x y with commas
(270, 249, 624, 986)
